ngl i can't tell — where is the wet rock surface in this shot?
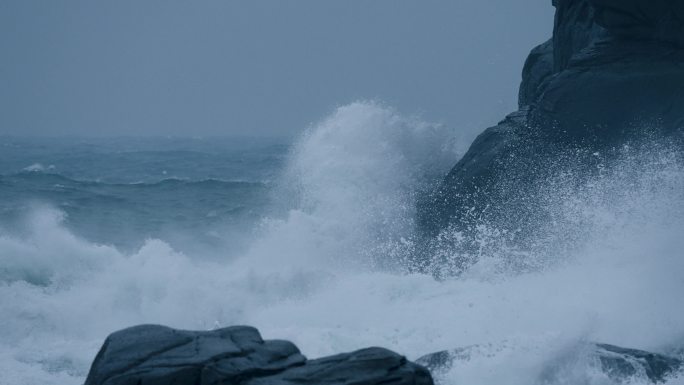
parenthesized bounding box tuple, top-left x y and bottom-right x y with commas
(589, 0, 684, 46)
(417, 342, 683, 384)
(594, 343, 683, 383)
(84, 324, 433, 385)
(419, 0, 684, 250)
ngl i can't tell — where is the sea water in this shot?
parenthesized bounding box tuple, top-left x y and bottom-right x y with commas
(1, 102, 683, 385)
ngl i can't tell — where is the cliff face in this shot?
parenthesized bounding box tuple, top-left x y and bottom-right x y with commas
(419, 0, 684, 247)
(590, 0, 684, 47)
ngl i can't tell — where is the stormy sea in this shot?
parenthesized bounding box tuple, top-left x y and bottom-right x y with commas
(1, 102, 683, 385)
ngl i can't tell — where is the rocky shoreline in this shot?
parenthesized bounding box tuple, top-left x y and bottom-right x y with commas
(84, 325, 682, 385)
(418, 0, 684, 262)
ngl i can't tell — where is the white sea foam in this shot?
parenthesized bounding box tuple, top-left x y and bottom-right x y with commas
(1, 102, 683, 385)
(247, 101, 460, 271)
(21, 163, 55, 172)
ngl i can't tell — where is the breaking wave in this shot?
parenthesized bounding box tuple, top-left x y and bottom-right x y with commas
(1, 102, 683, 385)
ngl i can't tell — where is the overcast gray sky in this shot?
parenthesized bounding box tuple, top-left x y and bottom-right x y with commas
(0, 1, 553, 138)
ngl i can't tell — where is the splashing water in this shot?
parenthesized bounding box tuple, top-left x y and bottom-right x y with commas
(247, 102, 460, 271)
(1, 102, 683, 385)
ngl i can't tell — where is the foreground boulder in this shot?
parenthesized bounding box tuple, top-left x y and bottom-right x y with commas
(84, 324, 433, 385)
(417, 342, 682, 384)
(417, 0, 684, 265)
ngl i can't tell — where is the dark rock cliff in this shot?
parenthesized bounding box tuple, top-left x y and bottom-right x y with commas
(418, 0, 684, 257)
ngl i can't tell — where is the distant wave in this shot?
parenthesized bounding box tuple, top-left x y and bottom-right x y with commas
(0, 171, 272, 256)
(1, 171, 269, 188)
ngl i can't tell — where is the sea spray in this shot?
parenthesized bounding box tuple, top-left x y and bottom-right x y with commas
(0, 103, 683, 385)
(249, 101, 460, 271)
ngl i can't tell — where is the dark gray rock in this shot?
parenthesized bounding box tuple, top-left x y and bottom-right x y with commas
(594, 343, 683, 383)
(247, 347, 433, 385)
(552, 0, 605, 72)
(589, 0, 684, 47)
(533, 39, 684, 144)
(84, 325, 306, 385)
(418, 0, 684, 258)
(417, 342, 682, 384)
(519, 39, 554, 107)
(84, 324, 433, 385)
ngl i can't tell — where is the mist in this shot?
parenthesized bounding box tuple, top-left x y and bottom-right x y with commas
(0, 0, 552, 138)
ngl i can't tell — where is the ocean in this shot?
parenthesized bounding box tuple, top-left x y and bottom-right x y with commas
(1, 102, 683, 385)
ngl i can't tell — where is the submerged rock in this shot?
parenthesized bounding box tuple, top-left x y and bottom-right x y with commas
(84, 324, 433, 385)
(418, 0, 684, 258)
(417, 342, 683, 384)
(593, 343, 683, 383)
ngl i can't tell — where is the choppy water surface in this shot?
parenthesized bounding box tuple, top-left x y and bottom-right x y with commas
(1, 103, 683, 385)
